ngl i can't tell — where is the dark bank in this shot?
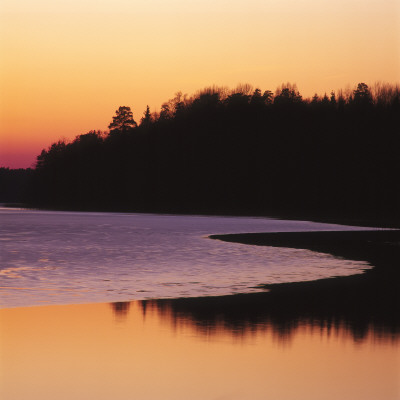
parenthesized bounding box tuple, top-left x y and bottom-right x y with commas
(140, 229, 400, 341)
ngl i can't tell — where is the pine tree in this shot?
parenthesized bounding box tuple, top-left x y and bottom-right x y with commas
(140, 105, 152, 126)
(108, 106, 137, 133)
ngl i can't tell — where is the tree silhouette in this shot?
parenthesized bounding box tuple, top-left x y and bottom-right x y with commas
(26, 82, 400, 222)
(274, 83, 302, 105)
(250, 88, 264, 105)
(140, 105, 152, 126)
(159, 102, 172, 120)
(330, 91, 336, 105)
(108, 106, 137, 133)
(262, 90, 273, 104)
(353, 83, 372, 105)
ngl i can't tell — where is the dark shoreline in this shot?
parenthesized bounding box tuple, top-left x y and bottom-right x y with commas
(145, 229, 400, 340)
(3, 205, 400, 338)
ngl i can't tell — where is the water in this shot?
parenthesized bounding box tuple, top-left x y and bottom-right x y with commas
(1, 301, 398, 400)
(1, 208, 398, 400)
(0, 207, 372, 308)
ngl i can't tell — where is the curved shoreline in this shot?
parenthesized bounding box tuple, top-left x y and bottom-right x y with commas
(156, 229, 400, 337)
(211, 227, 399, 257)
(209, 229, 400, 290)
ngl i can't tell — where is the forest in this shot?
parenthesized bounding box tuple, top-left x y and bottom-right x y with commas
(3, 82, 400, 223)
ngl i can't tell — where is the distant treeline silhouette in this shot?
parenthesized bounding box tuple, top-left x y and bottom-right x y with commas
(0, 167, 33, 204)
(14, 82, 400, 220)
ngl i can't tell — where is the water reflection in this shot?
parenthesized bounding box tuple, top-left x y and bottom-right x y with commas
(110, 301, 130, 315)
(107, 293, 399, 344)
(2, 300, 399, 400)
(110, 301, 131, 320)
(107, 229, 400, 344)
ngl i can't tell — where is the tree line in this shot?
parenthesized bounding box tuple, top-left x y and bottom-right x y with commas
(7, 82, 400, 222)
(0, 167, 33, 204)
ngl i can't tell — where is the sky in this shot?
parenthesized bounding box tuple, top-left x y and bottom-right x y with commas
(1, 0, 399, 168)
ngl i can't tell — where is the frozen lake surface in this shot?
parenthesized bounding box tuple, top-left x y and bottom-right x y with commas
(0, 207, 372, 308)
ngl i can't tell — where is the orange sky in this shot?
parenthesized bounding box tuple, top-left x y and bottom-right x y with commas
(1, 0, 399, 168)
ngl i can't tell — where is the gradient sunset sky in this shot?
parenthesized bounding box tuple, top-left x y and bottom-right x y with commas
(1, 0, 399, 168)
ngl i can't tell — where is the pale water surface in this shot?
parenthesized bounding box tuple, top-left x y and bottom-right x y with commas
(0, 207, 372, 308)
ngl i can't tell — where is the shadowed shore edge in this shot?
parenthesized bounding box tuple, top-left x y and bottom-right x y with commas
(141, 229, 400, 340)
(204, 230, 400, 329)
(208, 229, 400, 287)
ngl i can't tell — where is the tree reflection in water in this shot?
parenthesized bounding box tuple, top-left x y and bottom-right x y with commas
(110, 230, 400, 343)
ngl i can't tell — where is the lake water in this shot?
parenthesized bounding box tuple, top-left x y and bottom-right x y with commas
(1, 208, 399, 400)
(0, 207, 371, 308)
(1, 301, 399, 400)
